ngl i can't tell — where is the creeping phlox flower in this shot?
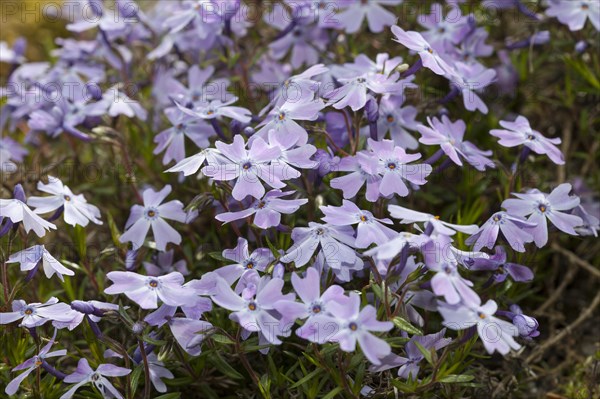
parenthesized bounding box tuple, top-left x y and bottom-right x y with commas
(211, 271, 294, 344)
(214, 237, 274, 285)
(280, 222, 364, 281)
(5, 331, 66, 396)
(104, 271, 198, 309)
(27, 176, 102, 227)
(388, 204, 480, 235)
(177, 96, 252, 124)
(502, 183, 583, 247)
(165, 148, 224, 177)
(253, 97, 326, 147)
(0, 185, 56, 237)
(371, 329, 452, 379)
(60, 358, 131, 399)
(330, 151, 382, 202)
(545, 0, 600, 31)
(368, 138, 433, 197)
(104, 349, 175, 393)
(336, 0, 403, 33)
(490, 115, 565, 165)
(7, 245, 74, 281)
(99, 86, 148, 120)
(273, 267, 347, 341)
(325, 53, 405, 111)
(418, 3, 471, 50)
(0, 298, 73, 328)
(498, 304, 540, 340)
(376, 95, 420, 149)
(143, 249, 190, 276)
(216, 190, 308, 229)
(417, 115, 494, 170)
(202, 135, 292, 201)
(391, 25, 454, 76)
(446, 62, 497, 114)
(310, 292, 394, 365)
(119, 185, 189, 251)
(426, 257, 480, 306)
(153, 108, 213, 165)
(469, 246, 534, 283)
(439, 298, 522, 355)
(321, 200, 397, 248)
(54, 300, 120, 331)
(466, 211, 536, 252)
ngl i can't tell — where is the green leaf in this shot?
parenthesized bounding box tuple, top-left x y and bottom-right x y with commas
(439, 374, 475, 383)
(153, 393, 182, 399)
(211, 352, 244, 380)
(208, 252, 230, 262)
(393, 317, 423, 336)
(322, 387, 343, 399)
(129, 364, 144, 397)
(413, 341, 433, 366)
(210, 334, 235, 345)
(290, 369, 322, 389)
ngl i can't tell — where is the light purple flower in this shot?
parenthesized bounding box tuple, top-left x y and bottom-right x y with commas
(466, 211, 536, 252)
(0, 198, 56, 237)
(5, 331, 66, 396)
(337, 0, 402, 33)
(167, 317, 213, 356)
(143, 249, 189, 276)
(211, 272, 294, 344)
(321, 200, 397, 248)
(266, 17, 328, 69)
(27, 176, 102, 227)
(438, 299, 521, 355)
(370, 329, 451, 379)
(273, 267, 346, 341)
(391, 25, 454, 76)
(469, 246, 533, 283)
(216, 190, 308, 229)
(312, 292, 393, 365)
(417, 115, 494, 169)
(546, 0, 599, 31)
(446, 62, 497, 114)
(119, 185, 187, 251)
(214, 238, 274, 285)
(202, 135, 288, 201)
(376, 96, 420, 149)
(490, 115, 565, 165)
(165, 148, 224, 177)
(253, 98, 325, 147)
(7, 245, 74, 281)
(153, 108, 212, 165)
(60, 358, 131, 399)
(418, 2, 471, 50)
(99, 86, 148, 120)
(280, 222, 364, 281)
(330, 151, 382, 202)
(53, 300, 120, 331)
(104, 271, 197, 309)
(502, 183, 583, 247)
(504, 304, 540, 340)
(0, 298, 73, 328)
(427, 259, 479, 305)
(177, 97, 252, 124)
(388, 204, 479, 235)
(368, 138, 433, 197)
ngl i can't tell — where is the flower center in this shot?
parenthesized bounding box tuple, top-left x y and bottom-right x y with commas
(359, 214, 368, 222)
(278, 111, 286, 121)
(148, 279, 158, 288)
(245, 261, 254, 269)
(247, 301, 257, 311)
(582, 3, 589, 10)
(316, 228, 325, 236)
(386, 162, 397, 170)
(493, 214, 502, 223)
(386, 114, 394, 123)
(35, 358, 43, 367)
(242, 162, 252, 170)
(311, 304, 322, 314)
(24, 307, 34, 315)
(538, 203, 547, 213)
(206, 109, 214, 116)
(477, 312, 486, 320)
(526, 134, 535, 140)
(348, 322, 358, 331)
(256, 200, 266, 209)
(64, 195, 71, 201)
(145, 208, 159, 219)
(426, 47, 433, 54)
(356, 77, 366, 84)
(91, 373, 100, 381)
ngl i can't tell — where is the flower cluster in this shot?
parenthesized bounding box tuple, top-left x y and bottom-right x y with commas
(1, 0, 598, 397)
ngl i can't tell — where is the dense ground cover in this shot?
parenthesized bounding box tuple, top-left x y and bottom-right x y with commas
(1, 1, 599, 398)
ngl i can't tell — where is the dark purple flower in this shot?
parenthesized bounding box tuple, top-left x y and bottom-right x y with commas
(469, 246, 533, 283)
